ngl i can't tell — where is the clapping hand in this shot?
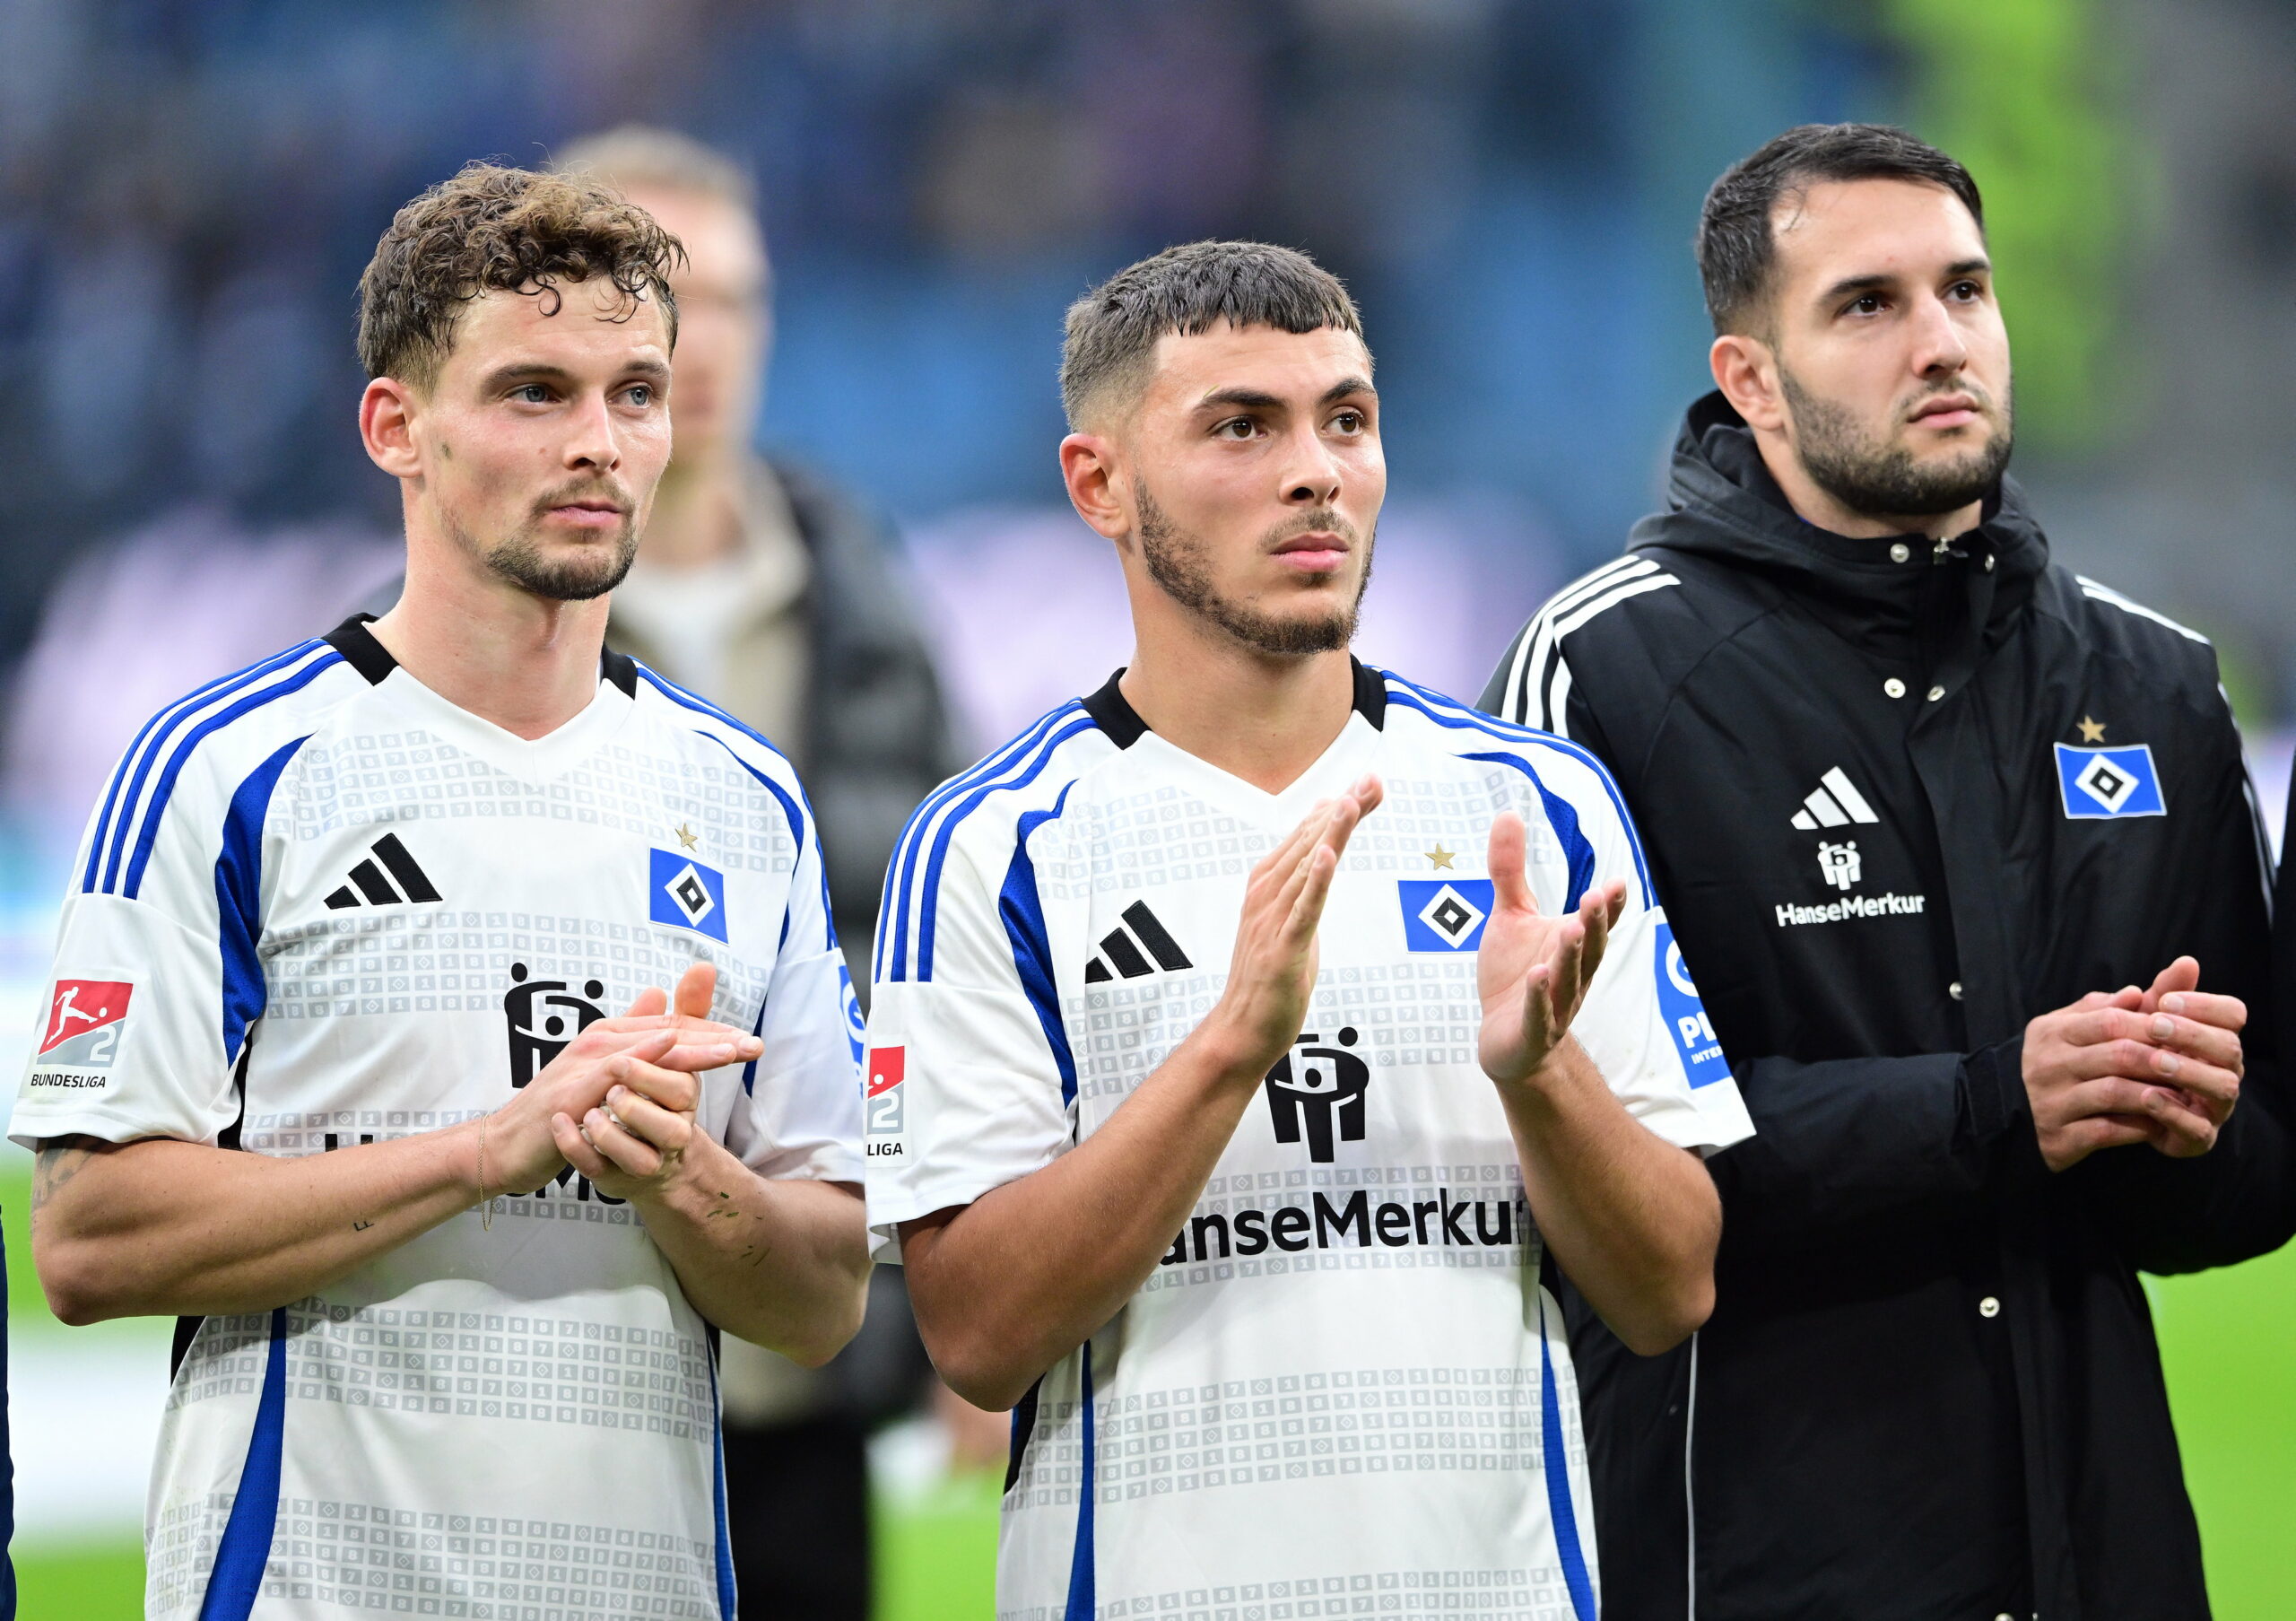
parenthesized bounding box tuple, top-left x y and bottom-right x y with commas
(553, 961, 731, 1201)
(1476, 809, 1627, 1090)
(1202, 776, 1385, 1074)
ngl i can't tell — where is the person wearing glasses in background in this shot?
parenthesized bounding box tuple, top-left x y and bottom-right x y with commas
(550, 128, 972, 1621)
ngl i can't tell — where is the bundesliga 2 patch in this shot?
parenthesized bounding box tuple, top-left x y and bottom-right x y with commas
(30, 978, 134, 1087)
(2054, 743, 2166, 820)
(648, 848, 729, 941)
(1652, 925, 1727, 1087)
(865, 1046, 906, 1154)
(1398, 878, 1494, 952)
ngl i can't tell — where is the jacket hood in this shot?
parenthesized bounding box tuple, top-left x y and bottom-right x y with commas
(1631, 391, 2049, 619)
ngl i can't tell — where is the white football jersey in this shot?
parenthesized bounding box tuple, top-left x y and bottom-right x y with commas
(866, 664, 1753, 1621)
(9, 617, 865, 1621)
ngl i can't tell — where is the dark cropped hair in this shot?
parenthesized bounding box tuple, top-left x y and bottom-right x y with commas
(1697, 124, 1985, 336)
(1060, 240, 1364, 428)
(357, 161, 684, 389)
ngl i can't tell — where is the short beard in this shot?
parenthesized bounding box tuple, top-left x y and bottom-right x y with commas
(1780, 363, 2014, 521)
(452, 481, 639, 602)
(1135, 484, 1370, 657)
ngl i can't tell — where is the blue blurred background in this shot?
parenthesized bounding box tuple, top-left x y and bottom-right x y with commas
(1, 0, 2293, 1615)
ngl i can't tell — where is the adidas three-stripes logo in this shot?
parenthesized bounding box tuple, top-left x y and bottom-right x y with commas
(1084, 902, 1193, 982)
(1789, 768, 1881, 831)
(323, 832, 443, 911)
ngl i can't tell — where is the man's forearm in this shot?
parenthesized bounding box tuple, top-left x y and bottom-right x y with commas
(1499, 1041, 1720, 1355)
(633, 1135, 871, 1365)
(31, 1129, 482, 1324)
(901, 1024, 1268, 1410)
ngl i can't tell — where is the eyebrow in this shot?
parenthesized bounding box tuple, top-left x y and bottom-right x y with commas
(1817, 257, 1994, 308)
(1194, 376, 1377, 414)
(480, 357, 671, 390)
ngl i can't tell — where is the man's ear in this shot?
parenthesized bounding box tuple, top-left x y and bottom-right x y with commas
(1709, 332, 1788, 436)
(361, 378, 424, 480)
(1060, 431, 1131, 545)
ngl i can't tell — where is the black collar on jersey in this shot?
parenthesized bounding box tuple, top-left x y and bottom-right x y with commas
(324, 613, 640, 698)
(1079, 657, 1387, 748)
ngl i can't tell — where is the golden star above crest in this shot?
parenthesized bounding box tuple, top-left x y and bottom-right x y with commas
(1425, 843, 1457, 870)
(674, 822, 700, 852)
(2077, 716, 2106, 743)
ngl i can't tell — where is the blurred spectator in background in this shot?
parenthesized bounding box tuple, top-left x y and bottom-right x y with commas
(554, 126, 971, 1621)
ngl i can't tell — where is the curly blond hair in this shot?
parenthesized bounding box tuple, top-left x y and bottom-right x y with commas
(356, 161, 684, 389)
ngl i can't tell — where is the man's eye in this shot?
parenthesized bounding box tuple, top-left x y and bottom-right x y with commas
(1331, 411, 1363, 433)
(513, 385, 551, 404)
(625, 385, 654, 408)
(1949, 281, 1981, 301)
(1848, 293, 1885, 316)
(1217, 418, 1257, 440)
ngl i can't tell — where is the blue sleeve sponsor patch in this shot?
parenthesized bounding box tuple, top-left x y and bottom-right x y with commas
(1654, 922, 1727, 1087)
(1398, 879, 1494, 952)
(650, 848, 730, 941)
(2053, 743, 2165, 819)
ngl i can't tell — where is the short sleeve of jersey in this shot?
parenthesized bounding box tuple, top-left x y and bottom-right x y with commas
(1537, 748, 1756, 1156)
(720, 774, 865, 1187)
(863, 832, 1074, 1263)
(11, 768, 253, 1150)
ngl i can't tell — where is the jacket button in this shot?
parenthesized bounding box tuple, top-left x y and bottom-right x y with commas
(1983, 553, 1996, 571)
(1979, 1296, 2001, 1318)
(1949, 980, 1963, 1000)
(1926, 684, 1946, 702)
(1884, 678, 1907, 698)
(1890, 542, 1910, 562)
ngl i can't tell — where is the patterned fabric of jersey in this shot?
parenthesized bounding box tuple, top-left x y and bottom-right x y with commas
(10, 620, 864, 1621)
(864, 666, 1752, 1621)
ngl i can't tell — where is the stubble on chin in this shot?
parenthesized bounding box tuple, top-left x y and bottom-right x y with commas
(447, 507, 641, 603)
(1135, 484, 1370, 658)
(1779, 365, 2014, 521)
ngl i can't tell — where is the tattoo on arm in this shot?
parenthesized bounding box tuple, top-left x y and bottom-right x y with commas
(30, 1135, 103, 1224)
(352, 1219, 375, 1232)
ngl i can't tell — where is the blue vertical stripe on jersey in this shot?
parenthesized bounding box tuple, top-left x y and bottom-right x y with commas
(913, 716, 1097, 982)
(691, 730, 835, 952)
(83, 641, 303, 893)
(635, 665, 799, 766)
(214, 736, 309, 1066)
(1462, 753, 1596, 912)
(880, 702, 1082, 984)
(1001, 783, 1080, 1104)
(881, 702, 1077, 968)
(1065, 1344, 1097, 1621)
(1537, 1295, 1596, 1621)
(641, 666, 844, 950)
(1383, 682, 1653, 907)
(91, 641, 325, 895)
(740, 983, 770, 1096)
(197, 1308, 288, 1621)
(121, 650, 345, 901)
(708, 1350, 739, 1620)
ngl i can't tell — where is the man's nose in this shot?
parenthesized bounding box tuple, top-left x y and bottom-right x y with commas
(563, 393, 623, 471)
(1909, 292, 1970, 378)
(1280, 428, 1344, 506)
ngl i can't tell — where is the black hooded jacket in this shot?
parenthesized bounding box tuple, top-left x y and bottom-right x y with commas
(1480, 394, 2296, 1620)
